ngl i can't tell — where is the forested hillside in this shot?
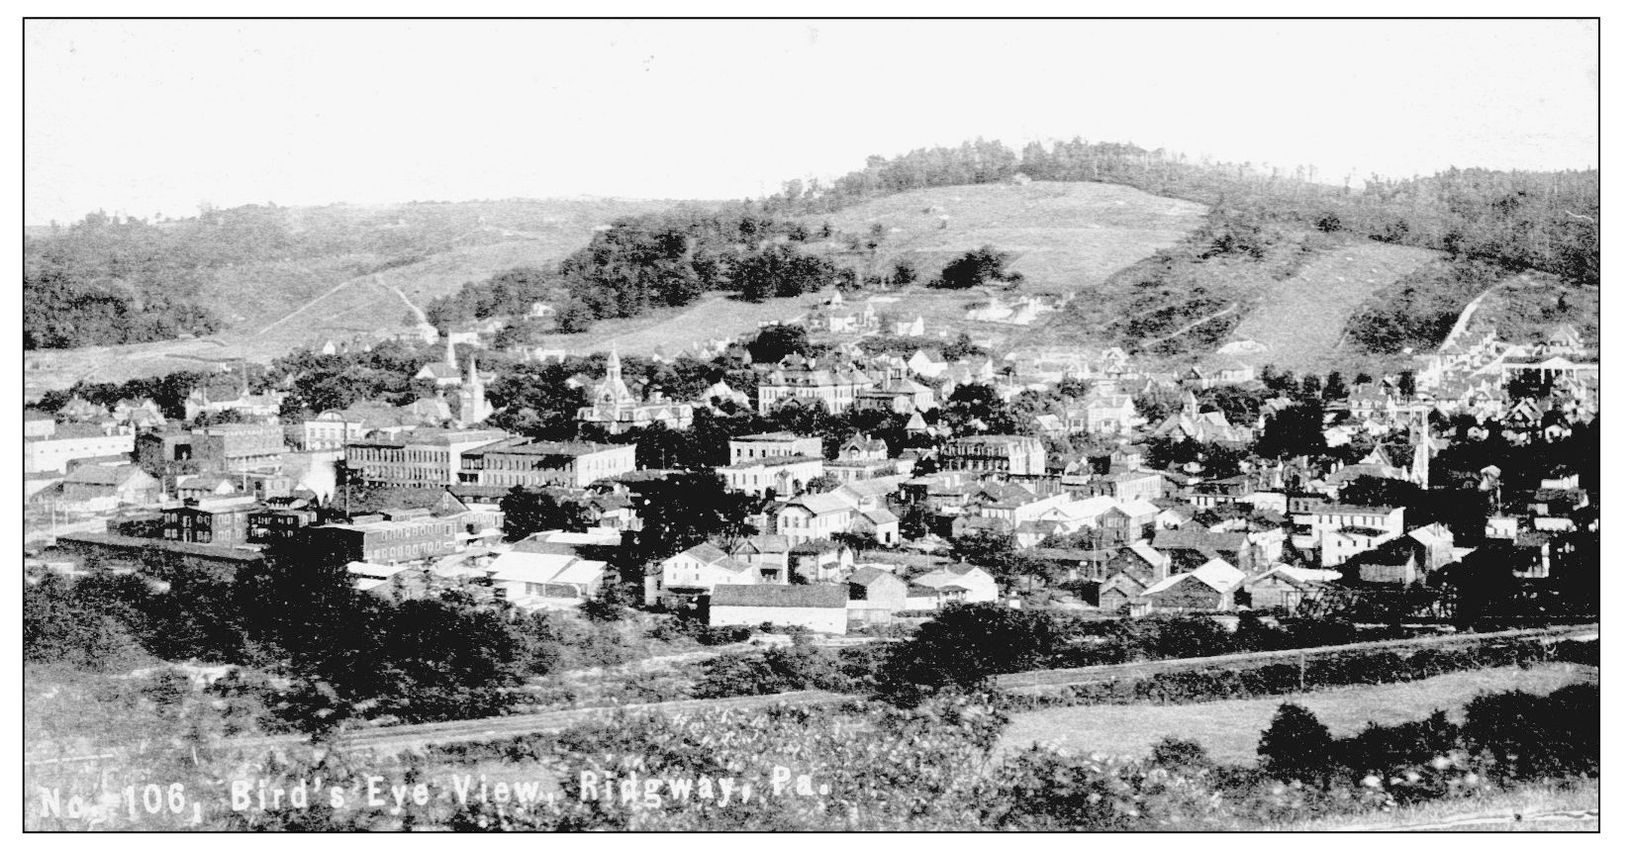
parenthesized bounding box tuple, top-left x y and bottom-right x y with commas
(22, 199, 683, 351)
(28, 138, 1596, 355)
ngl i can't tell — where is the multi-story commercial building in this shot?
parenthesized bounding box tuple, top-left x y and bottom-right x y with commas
(756, 365, 874, 415)
(308, 512, 460, 565)
(344, 429, 509, 488)
(301, 403, 419, 452)
(1292, 503, 1406, 554)
(246, 500, 322, 544)
(456, 439, 636, 488)
(1066, 470, 1166, 503)
(716, 455, 826, 497)
(161, 496, 261, 546)
(939, 435, 1047, 477)
(728, 432, 824, 465)
(194, 423, 289, 472)
(23, 422, 135, 474)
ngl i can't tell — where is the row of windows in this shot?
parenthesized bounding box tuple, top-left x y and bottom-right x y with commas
(362, 540, 450, 562)
(352, 449, 450, 464)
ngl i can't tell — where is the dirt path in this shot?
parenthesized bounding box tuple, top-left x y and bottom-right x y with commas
(1438, 273, 1521, 352)
(254, 274, 371, 337)
(1222, 242, 1439, 371)
(1138, 303, 1239, 348)
(372, 276, 433, 332)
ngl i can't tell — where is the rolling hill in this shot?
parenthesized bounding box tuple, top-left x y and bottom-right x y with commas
(549, 180, 1208, 359)
(22, 198, 681, 395)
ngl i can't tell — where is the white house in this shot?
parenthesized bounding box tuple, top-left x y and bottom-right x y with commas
(774, 492, 856, 544)
(908, 563, 999, 608)
(655, 543, 759, 600)
(486, 539, 609, 609)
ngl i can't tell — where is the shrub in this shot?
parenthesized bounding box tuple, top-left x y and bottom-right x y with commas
(1150, 737, 1213, 773)
(1258, 703, 1336, 785)
(1335, 710, 1459, 777)
(1461, 686, 1598, 782)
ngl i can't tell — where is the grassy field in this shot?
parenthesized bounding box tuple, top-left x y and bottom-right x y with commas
(522, 180, 1207, 360)
(997, 663, 1597, 764)
(1221, 240, 1440, 373)
(805, 180, 1206, 297)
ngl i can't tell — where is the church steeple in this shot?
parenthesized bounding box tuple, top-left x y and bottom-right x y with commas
(459, 354, 490, 427)
(606, 344, 622, 384)
(1410, 408, 1432, 488)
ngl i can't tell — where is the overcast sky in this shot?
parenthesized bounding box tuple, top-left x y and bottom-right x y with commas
(24, 18, 1598, 225)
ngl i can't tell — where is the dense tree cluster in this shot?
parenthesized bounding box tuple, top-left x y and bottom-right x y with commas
(424, 267, 556, 331)
(932, 246, 1025, 289)
(1345, 258, 1507, 354)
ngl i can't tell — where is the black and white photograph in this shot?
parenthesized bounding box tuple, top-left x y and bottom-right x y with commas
(20, 14, 1601, 832)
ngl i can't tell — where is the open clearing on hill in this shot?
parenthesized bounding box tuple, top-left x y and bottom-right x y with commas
(997, 663, 1596, 764)
(1217, 241, 1439, 373)
(542, 181, 1206, 359)
(808, 180, 1206, 296)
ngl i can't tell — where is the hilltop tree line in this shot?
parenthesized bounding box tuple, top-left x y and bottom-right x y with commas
(29, 140, 1596, 350)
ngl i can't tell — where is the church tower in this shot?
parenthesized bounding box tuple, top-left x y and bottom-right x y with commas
(459, 355, 491, 427)
(606, 344, 623, 389)
(1410, 409, 1432, 488)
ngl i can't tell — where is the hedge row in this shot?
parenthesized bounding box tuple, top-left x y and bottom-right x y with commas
(1006, 637, 1592, 710)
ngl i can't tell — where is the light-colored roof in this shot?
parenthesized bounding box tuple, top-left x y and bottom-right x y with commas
(1113, 499, 1160, 518)
(1249, 564, 1341, 586)
(784, 492, 853, 516)
(913, 563, 992, 590)
(549, 559, 608, 586)
(487, 552, 575, 584)
(346, 561, 404, 580)
(1189, 557, 1246, 592)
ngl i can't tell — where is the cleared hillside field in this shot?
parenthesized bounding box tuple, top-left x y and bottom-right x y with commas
(545, 181, 1207, 358)
(558, 291, 832, 358)
(997, 662, 1596, 764)
(23, 199, 675, 391)
(807, 180, 1206, 296)
(1219, 241, 1440, 373)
